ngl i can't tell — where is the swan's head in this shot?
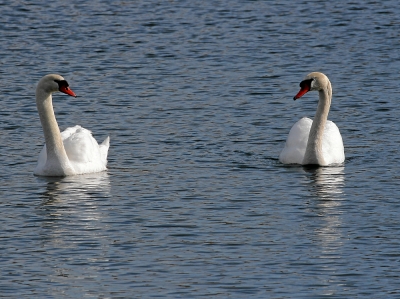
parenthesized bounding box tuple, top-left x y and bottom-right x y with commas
(37, 74, 77, 98)
(294, 72, 330, 100)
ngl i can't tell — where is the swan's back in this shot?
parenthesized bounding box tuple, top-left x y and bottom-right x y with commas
(36, 125, 110, 175)
(321, 121, 345, 165)
(279, 117, 344, 165)
(279, 117, 312, 164)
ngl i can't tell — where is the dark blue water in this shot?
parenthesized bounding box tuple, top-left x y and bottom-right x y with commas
(1, 0, 400, 298)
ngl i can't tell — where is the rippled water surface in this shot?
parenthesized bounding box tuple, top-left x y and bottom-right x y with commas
(1, 0, 400, 298)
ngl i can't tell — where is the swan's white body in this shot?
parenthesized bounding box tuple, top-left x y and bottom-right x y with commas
(279, 72, 344, 166)
(34, 74, 110, 176)
(279, 117, 344, 165)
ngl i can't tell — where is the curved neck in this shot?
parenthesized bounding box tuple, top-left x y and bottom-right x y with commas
(36, 90, 74, 176)
(303, 82, 332, 165)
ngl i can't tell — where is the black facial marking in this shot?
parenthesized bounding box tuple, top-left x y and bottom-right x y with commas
(54, 79, 70, 89)
(299, 78, 313, 89)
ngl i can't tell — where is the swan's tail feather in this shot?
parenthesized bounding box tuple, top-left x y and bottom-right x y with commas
(100, 136, 110, 165)
(101, 136, 110, 147)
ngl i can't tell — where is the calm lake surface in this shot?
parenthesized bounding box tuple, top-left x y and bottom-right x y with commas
(1, 0, 400, 298)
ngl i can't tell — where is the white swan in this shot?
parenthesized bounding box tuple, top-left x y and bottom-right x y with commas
(279, 72, 344, 166)
(34, 74, 110, 176)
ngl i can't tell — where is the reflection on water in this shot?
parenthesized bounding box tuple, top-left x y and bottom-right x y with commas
(303, 166, 346, 295)
(38, 171, 111, 204)
(301, 167, 346, 294)
(36, 172, 111, 244)
(304, 166, 345, 201)
(2, 0, 400, 295)
(34, 172, 112, 292)
(304, 166, 345, 240)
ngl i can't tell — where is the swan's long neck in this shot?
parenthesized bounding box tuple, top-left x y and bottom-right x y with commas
(303, 82, 332, 165)
(36, 90, 75, 176)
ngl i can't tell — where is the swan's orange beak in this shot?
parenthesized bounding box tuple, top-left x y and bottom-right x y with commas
(294, 86, 310, 100)
(59, 86, 77, 98)
(294, 78, 313, 100)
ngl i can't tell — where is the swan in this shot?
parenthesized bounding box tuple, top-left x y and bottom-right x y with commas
(34, 74, 110, 176)
(279, 72, 344, 166)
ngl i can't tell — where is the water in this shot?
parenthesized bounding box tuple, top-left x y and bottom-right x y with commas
(1, 0, 400, 297)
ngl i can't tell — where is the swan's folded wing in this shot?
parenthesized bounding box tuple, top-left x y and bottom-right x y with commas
(322, 121, 345, 165)
(62, 126, 98, 163)
(279, 117, 312, 164)
(34, 145, 48, 175)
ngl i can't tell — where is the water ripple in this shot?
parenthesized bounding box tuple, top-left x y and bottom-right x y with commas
(1, 0, 400, 298)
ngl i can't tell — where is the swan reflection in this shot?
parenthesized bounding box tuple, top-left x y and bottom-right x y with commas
(36, 172, 111, 286)
(39, 171, 111, 204)
(37, 171, 111, 227)
(302, 166, 346, 295)
(304, 166, 345, 246)
(304, 166, 345, 200)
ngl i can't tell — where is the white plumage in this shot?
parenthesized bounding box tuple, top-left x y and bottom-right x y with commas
(279, 72, 344, 166)
(34, 74, 110, 176)
(279, 117, 344, 165)
(35, 125, 110, 175)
